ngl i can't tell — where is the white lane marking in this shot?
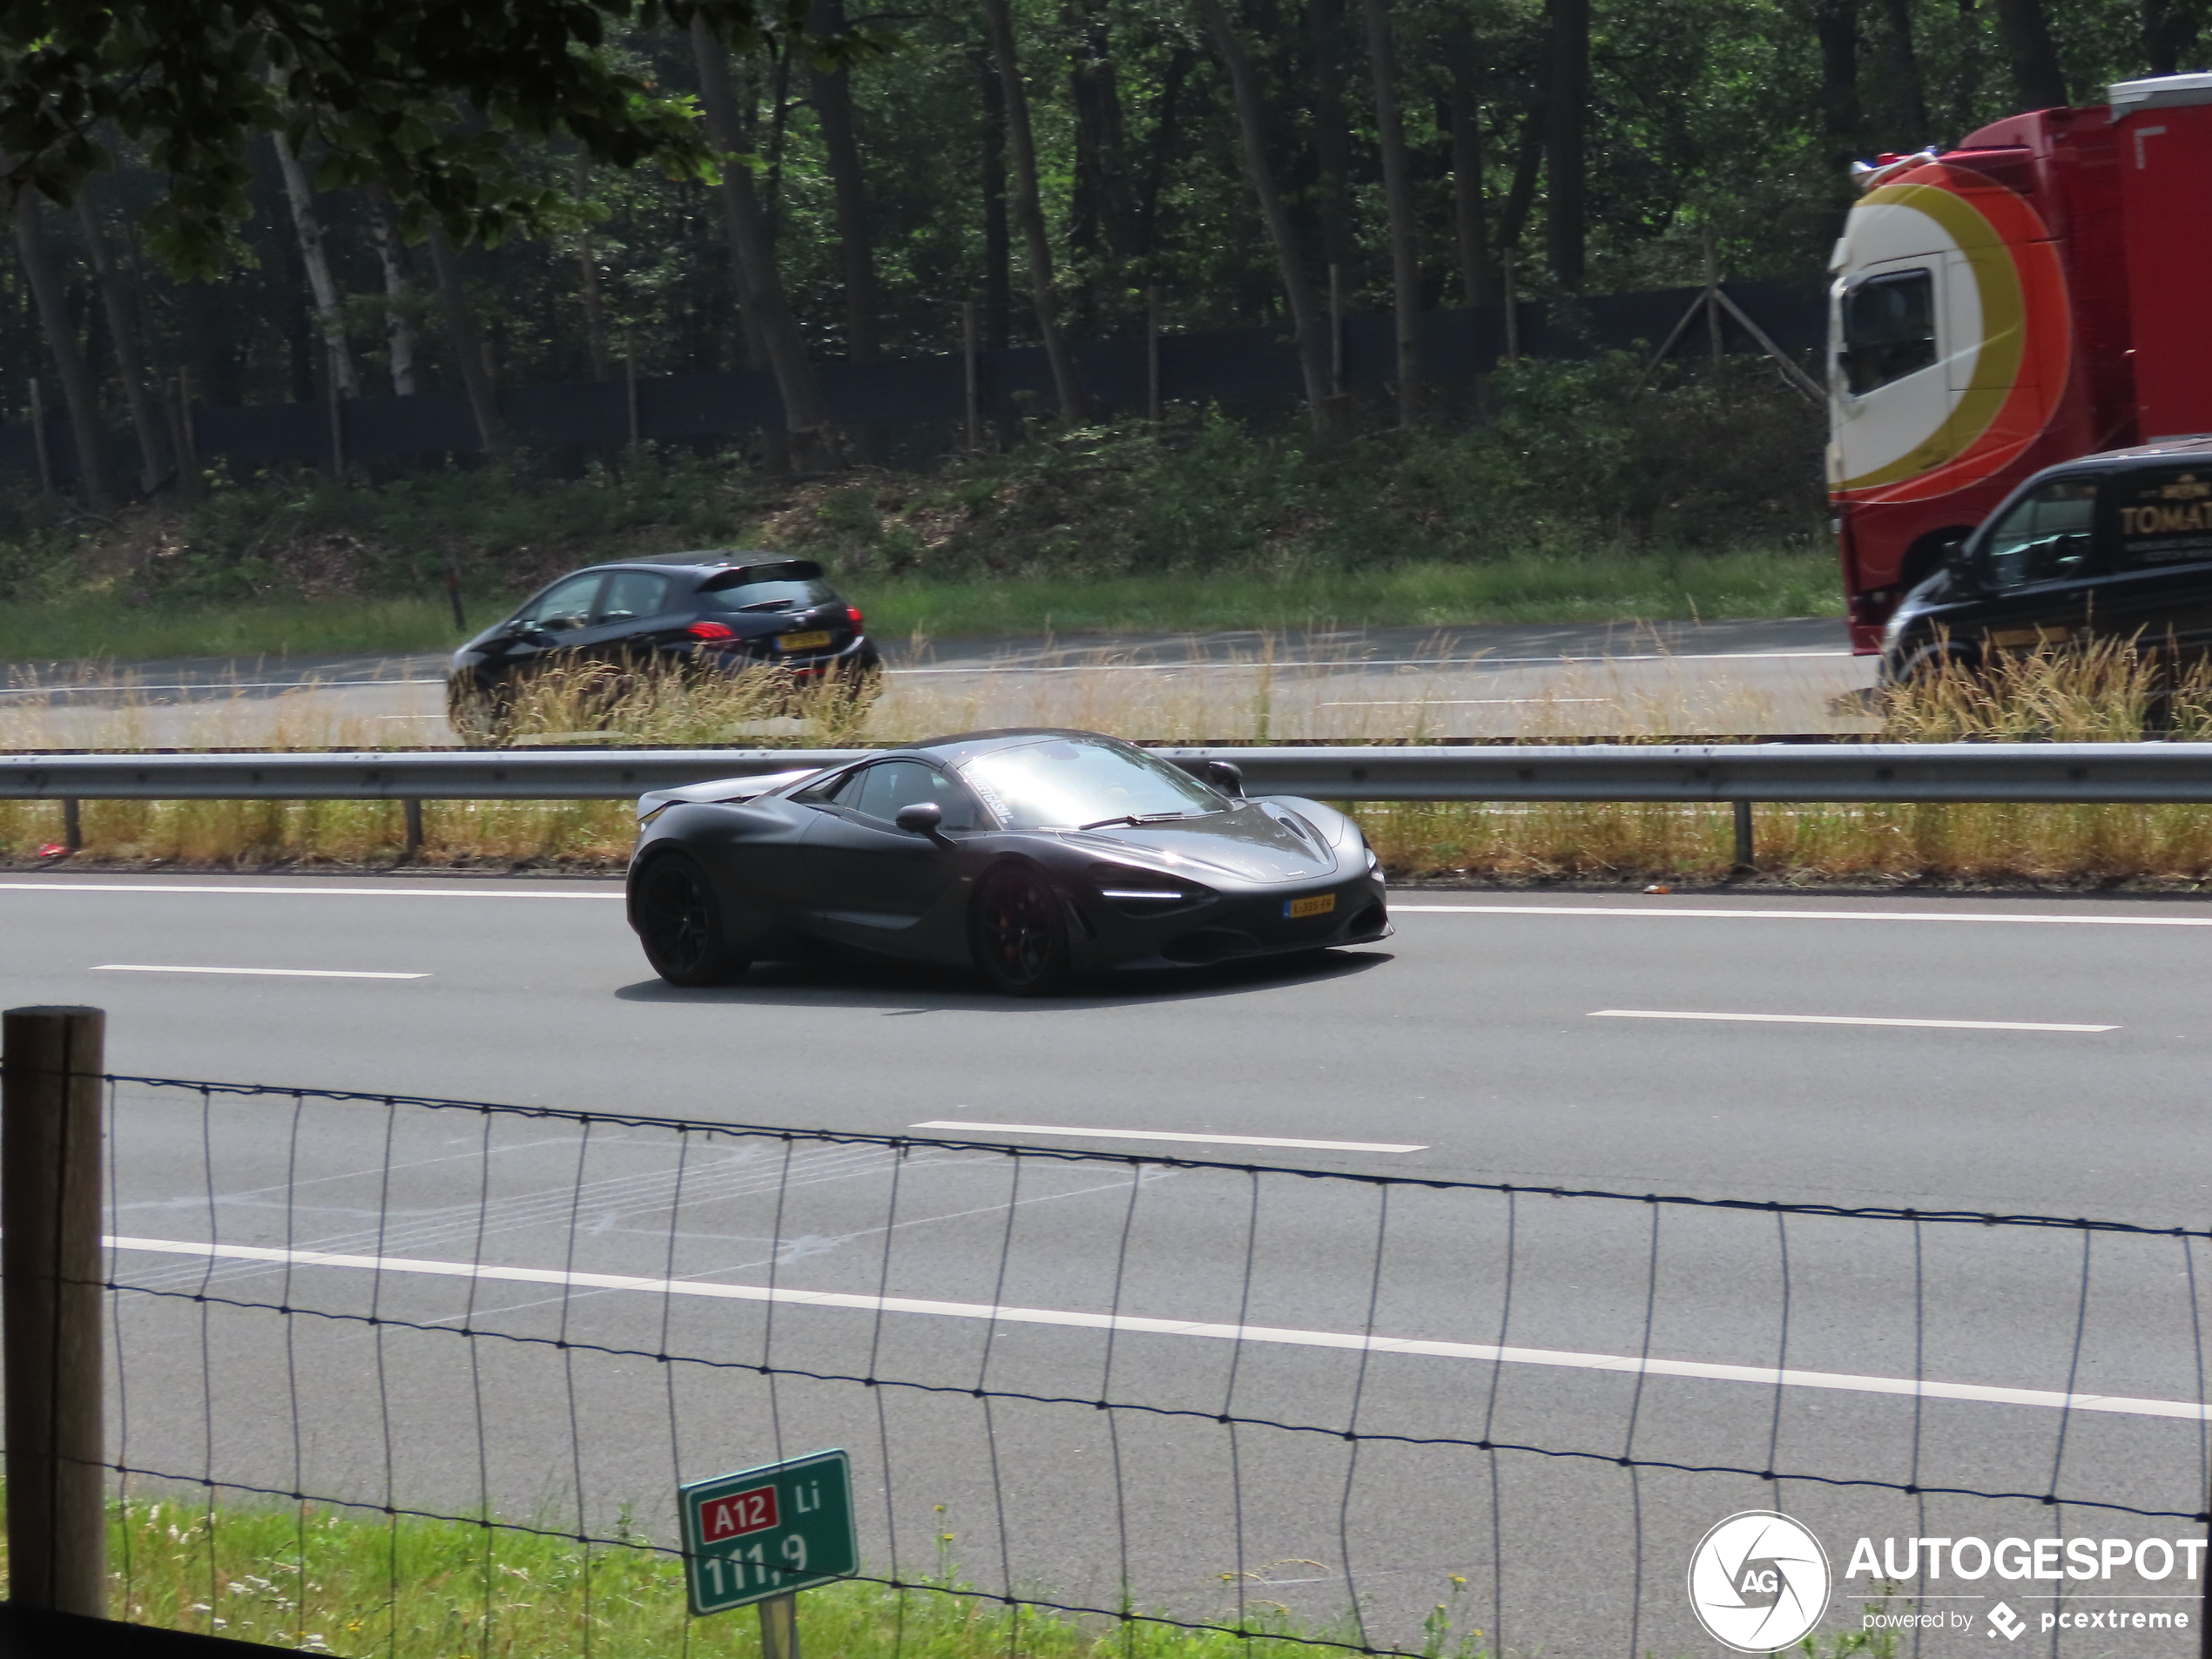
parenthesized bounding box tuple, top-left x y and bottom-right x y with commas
(0, 882, 620, 900)
(910, 1119, 1426, 1153)
(1392, 902, 2212, 928)
(107, 1233, 2210, 1422)
(1319, 698, 1608, 708)
(1590, 1008, 2114, 1033)
(894, 650, 1851, 675)
(93, 964, 430, 980)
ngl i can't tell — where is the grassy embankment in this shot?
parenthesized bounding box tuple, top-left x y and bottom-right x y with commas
(0, 1491, 1898, 1659)
(0, 361, 1835, 664)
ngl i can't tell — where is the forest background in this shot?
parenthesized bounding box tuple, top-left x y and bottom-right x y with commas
(0, 0, 2202, 653)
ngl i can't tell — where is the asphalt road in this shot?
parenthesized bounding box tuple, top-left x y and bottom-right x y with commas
(0, 617, 1878, 748)
(5, 875, 2209, 1655)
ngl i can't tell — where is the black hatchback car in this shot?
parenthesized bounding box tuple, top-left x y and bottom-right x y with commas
(447, 552, 880, 736)
(1880, 436, 2212, 683)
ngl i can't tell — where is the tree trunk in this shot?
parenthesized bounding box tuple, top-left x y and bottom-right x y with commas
(1993, 0, 2068, 110)
(1541, 0, 1588, 287)
(1194, 0, 1339, 435)
(73, 188, 166, 493)
(691, 14, 842, 469)
(1873, 0, 1932, 144)
(1310, 0, 1355, 274)
(363, 185, 419, 395)
(809, 0, 881, 363)
(977, 45, 1013, 348)
(1362, 0, 1422, 425)
(1136, 45, 1194, 257)
(425, 222, 505, 452)
(981, 0, 1091, 421)
(1813, 0, 1866, 171)
(1497, 88, 1547, 253)
(271, 129, 360, 397)
(2145, 0, 2211, 76)
(13, 186, 115, 508)
(1066, 0, 1136, 329)
(1447, 32, 1497, 307)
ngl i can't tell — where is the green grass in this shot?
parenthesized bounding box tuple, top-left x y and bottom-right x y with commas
(0, 548, 1838, 666)
(0, 594, 479, 667)
(9, 1491, 1899, 1659)
(859, 550, 1841, 641)
(76, 1494, 1446, 1658)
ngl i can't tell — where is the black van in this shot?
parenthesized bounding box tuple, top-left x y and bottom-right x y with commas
(1878, 435, 2212, 684)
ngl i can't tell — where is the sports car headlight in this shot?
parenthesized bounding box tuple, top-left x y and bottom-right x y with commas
(1086, 862, 1214, 914)
(1365, 845, 1381, 874)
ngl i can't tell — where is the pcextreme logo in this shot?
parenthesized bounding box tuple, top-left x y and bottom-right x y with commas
(1687, 1512, 1832, 1652)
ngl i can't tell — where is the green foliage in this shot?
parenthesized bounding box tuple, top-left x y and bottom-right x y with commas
(0, 0, 875, 273)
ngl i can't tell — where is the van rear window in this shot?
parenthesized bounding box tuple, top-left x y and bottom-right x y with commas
(2113, 468, 2212, 568)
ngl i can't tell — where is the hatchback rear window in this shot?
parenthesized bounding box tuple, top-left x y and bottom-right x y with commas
(698, 578, 840, 612)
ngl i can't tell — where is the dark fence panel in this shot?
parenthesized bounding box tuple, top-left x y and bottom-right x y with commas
(0, 286, 1824, 484)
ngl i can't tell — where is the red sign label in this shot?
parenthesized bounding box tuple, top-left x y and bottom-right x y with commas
(700, 1483, 779, 1542)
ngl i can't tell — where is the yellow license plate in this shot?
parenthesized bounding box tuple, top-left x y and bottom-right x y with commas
(777, 630, 833, 651)
(1284, 894, 1336, 920)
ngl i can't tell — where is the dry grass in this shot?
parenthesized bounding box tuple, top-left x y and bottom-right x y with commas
(9, 641, 2212, 887)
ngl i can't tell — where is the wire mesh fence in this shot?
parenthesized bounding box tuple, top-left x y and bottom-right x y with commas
(77, 1070, 2212, 1656)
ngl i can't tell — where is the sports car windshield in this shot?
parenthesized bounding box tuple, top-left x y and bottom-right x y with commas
(958, 738, 1223, 830)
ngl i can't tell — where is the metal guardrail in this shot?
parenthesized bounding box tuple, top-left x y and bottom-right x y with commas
(6, 742, 2212, 804)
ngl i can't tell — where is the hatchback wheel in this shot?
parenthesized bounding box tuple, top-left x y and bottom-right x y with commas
(633, 853, 749, 986)
(972, 864, 1071, 995)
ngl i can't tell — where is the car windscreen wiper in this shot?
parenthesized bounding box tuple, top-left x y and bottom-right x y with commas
(1076, 810, 1198, 831)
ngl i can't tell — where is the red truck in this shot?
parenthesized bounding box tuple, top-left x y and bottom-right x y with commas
(1829, 70, 2212, 653)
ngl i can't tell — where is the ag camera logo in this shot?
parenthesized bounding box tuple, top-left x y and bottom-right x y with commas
(1688, 1511, 1832, 1652)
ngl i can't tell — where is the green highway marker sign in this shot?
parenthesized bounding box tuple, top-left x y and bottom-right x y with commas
(680, 1449, 858, 1616)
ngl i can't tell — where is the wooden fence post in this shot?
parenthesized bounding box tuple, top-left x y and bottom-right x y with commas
(3, 1004, 109, 1617)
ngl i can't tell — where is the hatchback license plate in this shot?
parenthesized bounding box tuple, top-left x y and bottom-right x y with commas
(777, 630, 834, 651)
(1284, 894, 1336, 920)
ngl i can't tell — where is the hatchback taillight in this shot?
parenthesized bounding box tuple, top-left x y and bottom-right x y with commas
(846, 606, 864, 631)
(687, 621, 737, 643)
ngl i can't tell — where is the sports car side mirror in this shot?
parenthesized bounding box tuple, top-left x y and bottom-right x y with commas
(894, 801, 951, 846)
(1206, 760, 1245, 798)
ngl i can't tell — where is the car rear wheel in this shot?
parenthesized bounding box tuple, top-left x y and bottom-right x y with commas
(633, 853, 750, 987)
(972, 864, 1071, 996)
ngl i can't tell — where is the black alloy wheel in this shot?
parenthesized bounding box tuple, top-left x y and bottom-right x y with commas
(972, 864, 1072, 996)
(634, 853, 749, 987)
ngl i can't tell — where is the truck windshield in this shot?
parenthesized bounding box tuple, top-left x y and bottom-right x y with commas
(1840, 270, 1937, 395)
(957, 738, 1224, 830)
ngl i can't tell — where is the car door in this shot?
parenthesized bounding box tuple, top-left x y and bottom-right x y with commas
(2080, 464, 2212, 657)
(583, 570, 679, 664)
(1960, 475, 2103, 653)
(479, 571, 607, 683)
(797, 759, 982, 958)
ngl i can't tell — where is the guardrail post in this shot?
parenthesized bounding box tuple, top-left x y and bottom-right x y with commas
(63, 797, 82, 853)
(1731, 799, 1754, 872)
(402, 798, 424, 860)
(3, 1005, 110, 1616)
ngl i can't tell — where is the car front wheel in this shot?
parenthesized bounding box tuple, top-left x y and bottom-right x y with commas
(971, 864, 1071, 996)
(633, 852, 750, 987)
